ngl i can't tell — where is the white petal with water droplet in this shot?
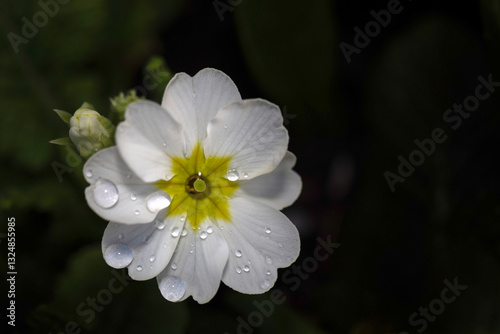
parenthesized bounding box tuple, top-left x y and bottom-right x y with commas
(146, 190, 171, 213)
(220, 197, 299, 294)
(115, 100, 184, 183)
(84, 147, 161, 224)
(204, 99, 288, 180)
(161, 68, 242, 155)
(103, 244, 134, 269)
(159, 276, 186, 302)
(101, 214, 186, 281)
(156, 219, 229, 303)
(237, 152, 301, 210)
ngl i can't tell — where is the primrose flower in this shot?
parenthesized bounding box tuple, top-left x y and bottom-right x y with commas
(83, 68, 301, 303)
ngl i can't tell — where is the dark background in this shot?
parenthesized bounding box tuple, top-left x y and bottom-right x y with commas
(1, 0, 500, 333)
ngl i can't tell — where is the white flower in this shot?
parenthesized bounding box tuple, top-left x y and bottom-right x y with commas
(83, 68, 301, 303)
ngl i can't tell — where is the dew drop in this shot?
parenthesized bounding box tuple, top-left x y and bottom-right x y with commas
(155, 219, 166, 230)
(266, 270, 271, 276)
(243, 173, 249, 179)
(181, 228, 188, 237)
(207, 226, 213, 234)
(180, 216, 186, 222)
(265, 256, 273, 265)
(130, 194, 137, 201)
(118, 233, 124, 240)
(235, 250, 242, 258)
(265, 228, 271, 234)
(171, 227, 181, 238)
(85, 170, 93, 178)
(260, 279, 271, 290)
(171, 263, 177, 270)
(243, 265, 250, 272)
(236, 266, 242, 274)
(103, 244, 133, 269)
(143, 235, 151, 244)
(159, 276, 186, 302)
(149, 255, 156, 262)
(200, 231, 208, 240)
(162, 142, 167, 147)
(190, 249, 194, 254)
(93, 178, 119, 208)
(226, 169, 240, 181)
(146, 191, 171, 213)
(136, 265, 143, 271)
(224, 124, 228, 129)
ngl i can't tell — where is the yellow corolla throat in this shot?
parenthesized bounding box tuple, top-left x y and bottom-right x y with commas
(155, 142, 239, 229)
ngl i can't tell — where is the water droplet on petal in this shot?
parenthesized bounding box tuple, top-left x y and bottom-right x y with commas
(134, 210, 140, 215)
(265, 256, 273, 265)
(93, 179, 119, 208)
(260, 279, 271, 290)
(236, 267, 242, 274)
(243, 265, 250, 272)
(190, 249, 194, 254)
(136, 265, 143, 271)
(207, 226, 213, 234)
(149, 255, 156, 262)
(235, 250, 242, 258)
(104, 244, 133, 269)
(159, 276, 186, 302)
(171, 263, 177, 270)
(226, 169, 239, 181)
(143, 235, 151, 244)
(162, 142, 167, 147)
(266, 270, 271, 276)
(146, 191, 171, 213)
(278, 243, 283, 248)
(130, 194, 137, 201)
(181, 228, 188, 237)
(180, 216, 186, 222)
(171, 227, 181, 238)
(243, 173, 249, 179)
(155, 219, 166, 230)
(126, 173, 133, 179)
(85, 170, 93, 178)
(200, 231, 208, 240)
(224, 124, 228, 129)
(118, 233, 124, 240)
(265, 228, 271, 234)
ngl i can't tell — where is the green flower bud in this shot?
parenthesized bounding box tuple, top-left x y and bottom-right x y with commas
(110, 90, 143, 122)
(69, 105, 115, 159)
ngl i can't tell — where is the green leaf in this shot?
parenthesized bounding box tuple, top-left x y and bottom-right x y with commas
(53, 109, 72, 125)
(49, 137, 73, 146)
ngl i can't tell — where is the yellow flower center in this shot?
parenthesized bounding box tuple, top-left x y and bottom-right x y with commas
(155, 142, 239, 229)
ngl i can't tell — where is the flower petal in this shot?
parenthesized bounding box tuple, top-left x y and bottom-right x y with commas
(221, 197, 300, 294)
(237, 152, 302, 210)
(156, 220, 229, 303)
(115, 100, 184, 183)
(83, 147, 160, 224)
(162, 68, 242, 153)
(101, 213, 186, 281)
(204, 99, 288, 179)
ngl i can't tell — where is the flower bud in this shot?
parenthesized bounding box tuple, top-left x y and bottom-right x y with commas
(69, 104, 115, 159)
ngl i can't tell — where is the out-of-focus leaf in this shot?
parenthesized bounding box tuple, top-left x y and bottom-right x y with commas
(39, 245, 189, 333)
(235, 0, 337, 124)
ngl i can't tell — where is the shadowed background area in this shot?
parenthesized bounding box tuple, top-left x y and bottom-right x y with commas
(1, 0, 500, 333)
